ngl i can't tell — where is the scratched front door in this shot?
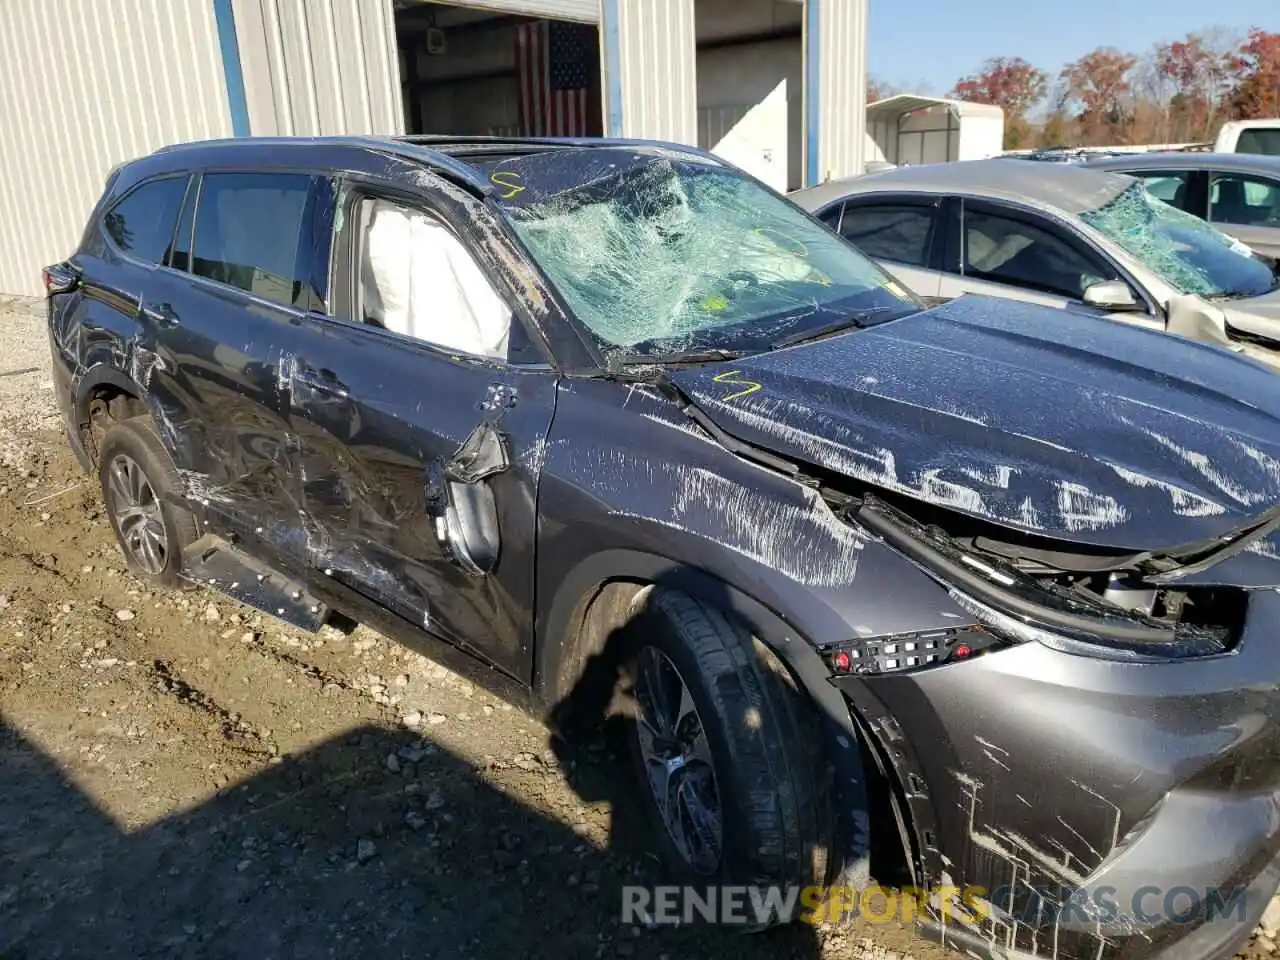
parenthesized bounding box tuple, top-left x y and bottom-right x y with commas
(285, 316, 557, 685)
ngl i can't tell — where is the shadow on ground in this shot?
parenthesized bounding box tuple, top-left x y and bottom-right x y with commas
(0, 713, 827, 959)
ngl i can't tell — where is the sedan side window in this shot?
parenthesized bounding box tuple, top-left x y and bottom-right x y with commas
(817, 204, 843, 231)
(355, 196, 513, 362)
(1209, 173, 1280, 227)
(961, 207, 1112, 300)
(839, 204, 936, 266)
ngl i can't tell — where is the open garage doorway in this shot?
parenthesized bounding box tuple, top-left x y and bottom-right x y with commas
(394, 2, 604, 137)
(695, 0, 803, 193)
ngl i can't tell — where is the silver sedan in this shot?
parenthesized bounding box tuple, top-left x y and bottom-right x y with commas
(1084, 152, 1280, 261)
(791, 160, 1280, 369)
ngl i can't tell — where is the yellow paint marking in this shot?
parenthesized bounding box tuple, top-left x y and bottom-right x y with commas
(712, 369, 762, 402)
(490, 171, 525, 199)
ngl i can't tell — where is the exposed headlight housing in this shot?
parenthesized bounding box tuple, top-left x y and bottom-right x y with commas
(846, 496, 1241, 663)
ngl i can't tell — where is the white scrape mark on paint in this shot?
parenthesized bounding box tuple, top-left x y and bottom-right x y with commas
(938, 403, 989, 426)
(1140, 428, 1268, 506)
(640, 411, 719, 446)
(959, 465, 1016, 488)
(1232, 440, 1280, 490)
(919, 469, 986, 514)
(669, 467, 866, 587)
(1017, 497, 1041, 530)
(1009, 431, 1073, 453)
(1247, 536, 1280, 561)
(1108, 464, 1226, 518)
(974, 735, 1011, 771)
(1055, 481, 1128, 532)
(564, 442, 865, 588)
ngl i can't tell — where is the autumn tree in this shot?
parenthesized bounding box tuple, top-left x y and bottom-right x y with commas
(867, 77, 900, 104)
(1153, 32, 1240, 139)
(1230, 28, 1280, 118)
(1058, 47, 1139, 144)
(951, 56, 1048, 148)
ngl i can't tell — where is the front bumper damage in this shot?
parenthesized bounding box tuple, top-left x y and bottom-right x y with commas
(834, 588, 1280, 960)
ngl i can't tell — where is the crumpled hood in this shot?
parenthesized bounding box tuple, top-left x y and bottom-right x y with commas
(1226, 286, 1280, 342)
(672, 295, 1280, 551)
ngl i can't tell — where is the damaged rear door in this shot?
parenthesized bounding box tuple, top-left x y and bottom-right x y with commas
(282, 177, 555, 684)
(140, 170, 331, 557)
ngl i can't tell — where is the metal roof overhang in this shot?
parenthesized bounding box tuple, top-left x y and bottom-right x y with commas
(866, 94, 1002, 123)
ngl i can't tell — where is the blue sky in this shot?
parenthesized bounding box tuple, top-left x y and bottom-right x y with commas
(867, 0, 1275, 97)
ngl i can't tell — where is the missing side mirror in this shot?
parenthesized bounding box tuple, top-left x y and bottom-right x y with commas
(1082, 280, 1141, 312)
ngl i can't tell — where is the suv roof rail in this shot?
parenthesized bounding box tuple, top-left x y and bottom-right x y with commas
(147, 134, 494, 192)
(394, 133, 722, 160)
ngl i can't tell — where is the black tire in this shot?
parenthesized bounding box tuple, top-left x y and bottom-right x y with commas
(622, 587, 834, 925)
(97, 415, 198, 588)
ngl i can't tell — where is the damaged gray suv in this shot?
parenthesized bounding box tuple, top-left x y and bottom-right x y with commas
(45, 135, 1280, 960)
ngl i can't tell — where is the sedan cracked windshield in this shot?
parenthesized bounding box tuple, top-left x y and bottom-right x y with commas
(30, 132, 1280, 960)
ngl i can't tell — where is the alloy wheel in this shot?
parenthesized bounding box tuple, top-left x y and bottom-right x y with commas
(105, 453, 168, 576)
(632, 645, 723, 876)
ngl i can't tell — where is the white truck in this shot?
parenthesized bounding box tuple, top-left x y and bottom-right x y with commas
(1213, 119, 1280, 156)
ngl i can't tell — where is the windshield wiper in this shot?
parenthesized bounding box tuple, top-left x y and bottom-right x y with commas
(1209, 288, 1265, 301)
(770, 307, 905, 349)
(608, 347, 750, 369)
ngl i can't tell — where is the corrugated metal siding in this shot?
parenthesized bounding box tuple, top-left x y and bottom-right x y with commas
(232, 0, 404, 136)
(435, 0, 598, 22)
(0, 0, 230, 297)
(606, 0, 696, 144)
(816, 0, 866, 180)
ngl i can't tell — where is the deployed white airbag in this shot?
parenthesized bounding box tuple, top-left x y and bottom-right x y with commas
(362, 200, 511, 360)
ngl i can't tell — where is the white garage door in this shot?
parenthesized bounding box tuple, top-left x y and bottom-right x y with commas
(233, 0, 406, 136)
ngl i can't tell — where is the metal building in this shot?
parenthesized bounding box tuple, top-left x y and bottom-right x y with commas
(0, 0, 868, 297)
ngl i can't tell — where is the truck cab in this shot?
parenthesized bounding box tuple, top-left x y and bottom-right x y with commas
(1216, 118, 1280, 157)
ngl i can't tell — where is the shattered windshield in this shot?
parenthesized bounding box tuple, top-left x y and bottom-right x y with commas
(480, 148, 919, 361)
(1081, 183, 1276, 300)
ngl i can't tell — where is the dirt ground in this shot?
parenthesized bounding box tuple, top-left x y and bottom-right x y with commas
(0, 295, 1275, 960)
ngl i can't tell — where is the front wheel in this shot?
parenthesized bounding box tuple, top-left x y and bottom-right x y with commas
(623, 588, 834, 923)
(98, 416, 197, 587)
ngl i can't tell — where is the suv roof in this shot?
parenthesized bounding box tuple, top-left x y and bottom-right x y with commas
(144, 134, 723, 196)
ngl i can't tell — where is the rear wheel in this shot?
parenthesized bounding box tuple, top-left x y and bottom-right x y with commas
(98, 416, 197, 587)
(622, 587, 834, 924)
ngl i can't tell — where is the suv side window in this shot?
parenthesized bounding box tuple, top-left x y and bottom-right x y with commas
(839, 203, 936, 266)
(961, 204, 1113, 299)
(102, 176, 188, 266)
(1209, 173, 1280, 227)
(191, 172, 316, 308)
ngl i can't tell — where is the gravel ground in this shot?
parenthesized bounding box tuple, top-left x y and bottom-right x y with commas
(0, 296, 1276, 960)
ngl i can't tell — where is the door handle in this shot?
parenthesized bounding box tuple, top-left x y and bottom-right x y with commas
(141, 302, 179, 327)
(293, 367, 349, 399)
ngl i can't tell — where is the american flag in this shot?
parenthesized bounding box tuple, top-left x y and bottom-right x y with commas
(515, 20, 594, 138)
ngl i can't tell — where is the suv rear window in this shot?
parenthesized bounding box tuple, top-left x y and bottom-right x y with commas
(102, 176, 188, 265)
(191, 173, 314, 308)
